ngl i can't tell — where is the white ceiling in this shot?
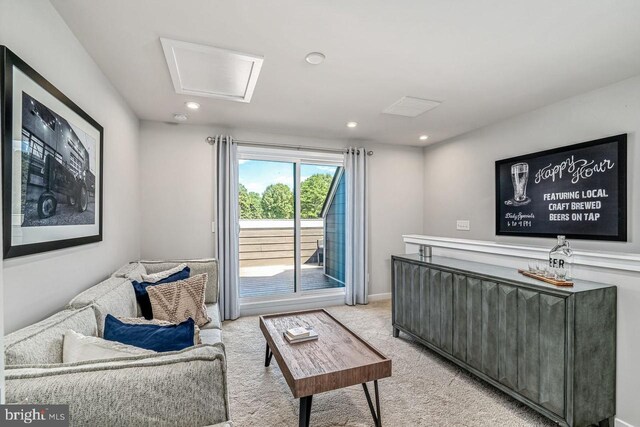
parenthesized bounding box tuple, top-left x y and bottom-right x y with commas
(52, 0, 640, 146)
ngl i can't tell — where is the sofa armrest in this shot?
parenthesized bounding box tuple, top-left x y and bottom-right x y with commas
(140, 259, 219, 304)
(5, 345, 229, 427)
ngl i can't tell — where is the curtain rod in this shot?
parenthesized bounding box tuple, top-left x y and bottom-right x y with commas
(205, 137, 373, 156)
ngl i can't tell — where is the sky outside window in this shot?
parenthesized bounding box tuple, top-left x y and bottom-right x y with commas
(239, 160, 337, 193)
(239, 160, 338, 220)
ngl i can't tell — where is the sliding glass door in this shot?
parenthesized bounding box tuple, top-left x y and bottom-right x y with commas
(238, 159, 295, 298)
(237, 148, 345, 300)
(299, 163, 345, 292)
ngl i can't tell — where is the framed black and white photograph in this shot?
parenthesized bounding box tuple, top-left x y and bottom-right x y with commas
(1, 46, 103, 258)
(495, 134, 627, 241)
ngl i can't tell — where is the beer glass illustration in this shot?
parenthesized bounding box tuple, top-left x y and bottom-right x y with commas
(505, 162, 531, 206)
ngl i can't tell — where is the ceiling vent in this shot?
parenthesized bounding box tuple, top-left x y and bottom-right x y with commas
(382, 96, 441, 117)
(161, 38, 264, 103)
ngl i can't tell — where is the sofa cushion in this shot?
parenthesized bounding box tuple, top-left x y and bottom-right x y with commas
(142, 259, 218, 304)
(68, 277, 138, 336)
(112, 262, 147, 282)
(202, 303, 222, 330)
(199, 328, 223, 346)
(5, 305, 98, 366)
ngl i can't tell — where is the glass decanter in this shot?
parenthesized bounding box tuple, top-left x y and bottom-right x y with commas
(549, 235, 573, 280)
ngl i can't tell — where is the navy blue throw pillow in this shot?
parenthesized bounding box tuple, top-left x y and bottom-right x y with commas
(132, 267, 190, 319)
(103, 314, 195, 352)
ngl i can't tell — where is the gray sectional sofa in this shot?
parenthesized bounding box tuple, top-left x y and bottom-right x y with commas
(4, 258, 231, 427)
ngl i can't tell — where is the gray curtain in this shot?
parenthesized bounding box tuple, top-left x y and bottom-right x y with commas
(214, 135, 240, 320)
(344, 147, 368, 305)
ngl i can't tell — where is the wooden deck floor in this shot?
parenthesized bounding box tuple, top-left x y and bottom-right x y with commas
(240, 266, 344, 298)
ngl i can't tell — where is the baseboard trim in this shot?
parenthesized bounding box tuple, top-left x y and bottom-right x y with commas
(240, 291, 345, 317)
(616, 418, 635, 427)
(239, 291, 390, 317)
(368, 292, 391, 302)
(403, 234, 640, 273)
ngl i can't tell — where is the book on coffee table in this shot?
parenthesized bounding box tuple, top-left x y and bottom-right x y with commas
(286, 327, 312, 340)
(284, 329, 318, 344)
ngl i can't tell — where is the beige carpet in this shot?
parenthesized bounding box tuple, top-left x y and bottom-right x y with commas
(222, 301, 555, 426)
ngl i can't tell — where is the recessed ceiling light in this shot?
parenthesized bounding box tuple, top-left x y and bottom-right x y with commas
(305, 52, 326, 65)
(419, 135, 429, 141)
(173, 113, 188, 121)
(346, 121, 358, 128)
(185, 101, 200, 110)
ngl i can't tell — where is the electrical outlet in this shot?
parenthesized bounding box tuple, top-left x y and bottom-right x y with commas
(456, 220, 470, 231)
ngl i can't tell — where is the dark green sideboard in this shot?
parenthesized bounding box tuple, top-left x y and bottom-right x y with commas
(391, 254, 616, 427)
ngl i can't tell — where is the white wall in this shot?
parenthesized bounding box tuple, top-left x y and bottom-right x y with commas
(423, 75, 640, 253)
(0, 0, 141, 333)
(422, 75, 640, 426)
(139, 121, 424, 296)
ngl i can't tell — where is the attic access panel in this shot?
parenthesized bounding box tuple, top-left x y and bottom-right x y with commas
(382, 96, 441, 117)
(161, 38, 263, 103)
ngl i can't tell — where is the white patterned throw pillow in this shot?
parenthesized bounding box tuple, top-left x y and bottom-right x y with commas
(63, 330, 155, 363)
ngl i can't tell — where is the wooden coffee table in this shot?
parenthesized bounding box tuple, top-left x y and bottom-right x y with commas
(259, 309, 392, 427)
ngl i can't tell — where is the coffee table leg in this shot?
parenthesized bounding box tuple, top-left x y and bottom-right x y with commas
(264, 343, 273, 367)
(299, 395, 313, 427)
(362, 380, 382, 427)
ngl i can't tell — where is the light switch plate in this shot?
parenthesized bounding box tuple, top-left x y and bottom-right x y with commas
(212, 221, 216, 233)
(456, 220, 470, 231)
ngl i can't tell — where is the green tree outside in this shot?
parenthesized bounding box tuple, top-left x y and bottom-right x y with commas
(239, 173, 334, 219)
(260, 183, 294, 219)
(300, 173, 333, 219)
(238, 184, 263, 219)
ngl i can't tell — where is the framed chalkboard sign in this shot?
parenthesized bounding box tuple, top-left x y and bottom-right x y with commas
(495, 134, 627, 241)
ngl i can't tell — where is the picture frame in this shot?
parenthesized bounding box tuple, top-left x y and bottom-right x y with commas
(1, 46, 103, 258)
(495, 134, 627, 241)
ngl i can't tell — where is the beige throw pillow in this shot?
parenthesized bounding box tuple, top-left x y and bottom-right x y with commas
(147, 274, 211, 327)
(117, 316, 202, 345)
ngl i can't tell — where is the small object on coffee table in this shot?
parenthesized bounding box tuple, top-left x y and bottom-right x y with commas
(286, 327, 312, 339)
(284, 329, 318, 344)
(518, 269, 574, 287)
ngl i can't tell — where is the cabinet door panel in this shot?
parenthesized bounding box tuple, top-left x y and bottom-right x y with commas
(392, 261, 402, 328)
(428, 269, 442, 346)
(540, 294, 566, 416)
(498, 284, 518, 389)
(419, 266, 430, 341)
(409, 263, 421, 335)
(518, 289, 540, 403)
(452, 274, 467, 361)
(397, 261, 408, 329)
(481, 281, 499, 379)
(395, 261, 412, 330)
(466, 277, 483, 370)
(440, 272, 454, 354)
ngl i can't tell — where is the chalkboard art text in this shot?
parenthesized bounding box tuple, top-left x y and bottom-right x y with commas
(495, 134, 627, 241)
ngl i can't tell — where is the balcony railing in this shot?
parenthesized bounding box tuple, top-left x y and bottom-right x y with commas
(239, 219, 343, 297)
